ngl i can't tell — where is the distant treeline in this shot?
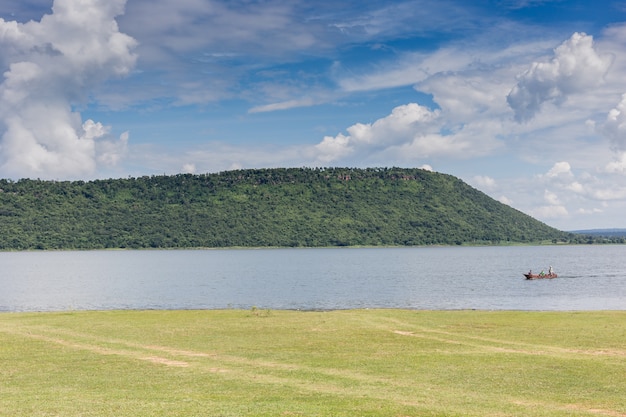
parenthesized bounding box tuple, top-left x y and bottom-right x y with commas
(0, 167, 611, 250)
(571, 229, 626, 239)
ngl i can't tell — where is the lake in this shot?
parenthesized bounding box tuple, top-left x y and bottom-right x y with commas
(1, 245, 625, 312)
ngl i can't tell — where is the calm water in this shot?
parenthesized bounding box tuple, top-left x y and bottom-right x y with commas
(1, 246, 625, 312)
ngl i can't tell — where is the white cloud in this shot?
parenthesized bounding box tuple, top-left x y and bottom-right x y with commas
(507, 32, 613, 122)
(566, 181, 585, 193)
(182, 163, 197, 174)
(248, 98, 316, 114)
(96, 130, 129, 167)
(315, 133, 354, 163)
(314, 103, 441, 163)
(605, 152, 626, 173)
(336, 48, 470, 93)
(472, 175, 496, 189)
(521, 159, 626, 228)
(544, 189, 561, 205)
(123, 0, 316, 57)
(587, 186, 626, 201)
(420, 71, 513, 121)
(337, 60, 429, 93)
(0, 0, 136, 179)
(577, 207, 603, 215)
(601, 93, 626, 152)
(530, 204, 568, 219)
(546, 161, 572, 178)
(315, 43, 528, 167)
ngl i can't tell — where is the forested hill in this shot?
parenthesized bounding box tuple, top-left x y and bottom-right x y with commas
(0, 167, 573, 250)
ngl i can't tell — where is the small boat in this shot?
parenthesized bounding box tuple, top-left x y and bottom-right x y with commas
(524, 272, 557, 280)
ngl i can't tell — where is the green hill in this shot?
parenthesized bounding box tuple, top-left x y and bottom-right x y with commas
(0, 167, 573, 250)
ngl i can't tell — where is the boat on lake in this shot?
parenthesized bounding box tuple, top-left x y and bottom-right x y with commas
(524, 272, 557, 279)
(524, 266, 556, 279)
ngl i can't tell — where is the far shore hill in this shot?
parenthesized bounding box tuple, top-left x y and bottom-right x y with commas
(0, 167, 622, 250)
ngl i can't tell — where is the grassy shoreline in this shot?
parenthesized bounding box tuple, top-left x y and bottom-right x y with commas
(1, 309, 625, 416)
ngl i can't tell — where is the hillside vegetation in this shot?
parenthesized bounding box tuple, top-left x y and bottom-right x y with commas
(0, 167, 574, 250)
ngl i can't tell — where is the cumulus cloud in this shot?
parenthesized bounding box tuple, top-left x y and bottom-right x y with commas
(566, 181, 585, 194)
(312, 84, 508, 165)
(0, 0, 136, 179)
(520, 161, 626, 228)
(601, 93, 626, 152)
(419, 70, 513, 121)
(546, 161, 572, 178)
(605, 152, 626, 174)
(96, 130, 129, 167)
(507, 32, 612, 122)
(314, 103, 441, 163)
(543, 189, 561, 205)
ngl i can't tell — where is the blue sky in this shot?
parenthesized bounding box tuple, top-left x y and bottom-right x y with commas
(1, 0, 626, 230)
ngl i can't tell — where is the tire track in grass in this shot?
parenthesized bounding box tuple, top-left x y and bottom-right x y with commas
(391, 328, 626, 358)
(4, 320, 622, 416)
(368, 314, 626, 358)
(390, 329, 626, 417)
(0, 323, 474, 413)
(510, 399, 626, 417)
(0, 326, 191, 367)
(382, 317, 626, 417)
(10, 324, 414, 388)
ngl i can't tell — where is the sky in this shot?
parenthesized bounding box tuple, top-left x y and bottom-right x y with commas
(1, 0, 626, 231)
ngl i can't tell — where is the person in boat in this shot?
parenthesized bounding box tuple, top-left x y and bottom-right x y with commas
(540, 270, 545, 277)
(548, 266, 553, 275)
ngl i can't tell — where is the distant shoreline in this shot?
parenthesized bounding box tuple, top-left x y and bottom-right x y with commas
(0, 239, 589, 253)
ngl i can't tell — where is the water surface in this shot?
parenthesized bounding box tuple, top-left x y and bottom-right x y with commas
(1, 245, 625, 312)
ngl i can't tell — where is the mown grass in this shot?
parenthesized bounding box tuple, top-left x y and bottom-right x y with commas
(1, 309, 624, 416)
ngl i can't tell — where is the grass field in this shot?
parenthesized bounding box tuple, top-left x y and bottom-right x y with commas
(1, 309, 625, 416)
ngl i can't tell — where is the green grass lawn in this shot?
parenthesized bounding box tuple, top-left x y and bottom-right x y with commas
(1, 309, 624, 416)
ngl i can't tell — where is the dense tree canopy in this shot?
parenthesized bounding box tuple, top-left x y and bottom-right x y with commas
(0, 167, 590, 250)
